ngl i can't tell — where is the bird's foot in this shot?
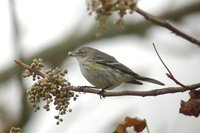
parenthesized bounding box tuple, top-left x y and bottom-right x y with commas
(98, 89, 106, 99)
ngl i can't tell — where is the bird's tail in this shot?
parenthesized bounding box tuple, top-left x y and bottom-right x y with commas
(137, 76, 165, 86)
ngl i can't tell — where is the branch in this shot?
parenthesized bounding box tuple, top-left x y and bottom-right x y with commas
(9, 0, 32, 131)
(136, 7, 200, 47)
(15, 60, 200, 97)
(73, 83, 200, 97)
(15, 59, 45, 78)
(152, 43, 187, 88)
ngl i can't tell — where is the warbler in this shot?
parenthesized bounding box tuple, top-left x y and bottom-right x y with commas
(68, 47, 164, 90)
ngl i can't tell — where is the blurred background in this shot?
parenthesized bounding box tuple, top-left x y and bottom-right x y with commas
(0, 0, 200, 133)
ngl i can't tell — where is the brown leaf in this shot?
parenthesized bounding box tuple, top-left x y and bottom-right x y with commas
(180, 90, 200, 117)
(113, 116, 147, 133)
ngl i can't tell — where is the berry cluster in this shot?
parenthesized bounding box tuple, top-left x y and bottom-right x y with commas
(87, 0, 138, 34)
(9, 127, 21, 133)
(23, 58, 78, 125)
(23, 58, 44, 80)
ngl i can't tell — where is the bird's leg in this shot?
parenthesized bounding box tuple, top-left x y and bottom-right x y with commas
(98, 86, 111, 99)
(98, 89, 106, 99)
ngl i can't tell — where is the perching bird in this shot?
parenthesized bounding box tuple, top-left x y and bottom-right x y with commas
(68, 47, 164, 90)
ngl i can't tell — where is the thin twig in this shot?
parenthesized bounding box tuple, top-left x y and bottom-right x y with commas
(136, 7, 200, 47)
(152, 43, 188, 88)
(15, 60, 46, 77)
(15, 59, 200, 97)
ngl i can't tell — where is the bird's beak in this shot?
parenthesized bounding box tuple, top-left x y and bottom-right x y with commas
(68, 51, 77, 57)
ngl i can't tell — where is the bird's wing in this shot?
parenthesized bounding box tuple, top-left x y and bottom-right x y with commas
(91, 56, 139, 77)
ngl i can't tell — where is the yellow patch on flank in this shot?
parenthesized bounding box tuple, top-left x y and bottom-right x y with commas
(87, 61, 105, 69)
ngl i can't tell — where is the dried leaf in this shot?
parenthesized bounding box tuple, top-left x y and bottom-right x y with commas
(113, 116, 147, 133)
(180, 91, 200, 117)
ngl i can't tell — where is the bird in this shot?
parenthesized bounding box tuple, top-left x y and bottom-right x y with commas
(68, 47, 164, 90)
